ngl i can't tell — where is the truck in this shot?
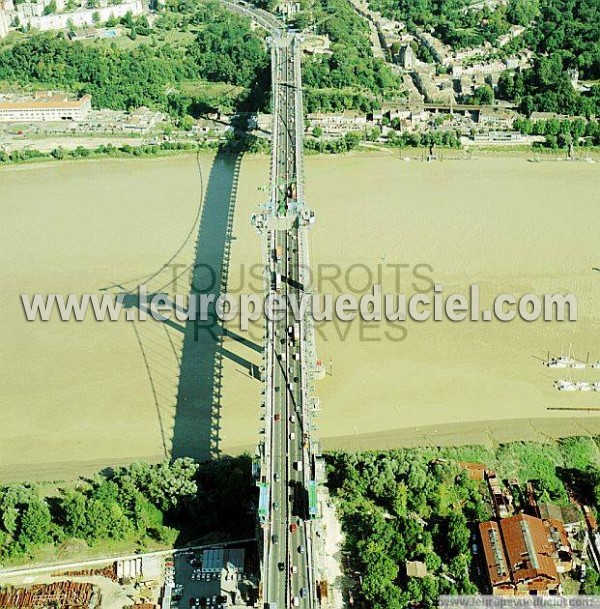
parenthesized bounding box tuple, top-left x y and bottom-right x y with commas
(287, 182, 297, 200)
(308, 480, 318, 519)
(273, 245, 283, 263)
(258, 483, 269, 524)
(271, 271, 282, 293)
(293, 460, 303, 472)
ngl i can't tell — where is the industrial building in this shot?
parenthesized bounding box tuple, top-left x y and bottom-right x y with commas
(0, 92, 92, 122)
(479, 513, 572, 595)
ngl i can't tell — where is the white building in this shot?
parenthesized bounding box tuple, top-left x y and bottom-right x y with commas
(17, 0, 142, 31)
(0, 7, 9, 38)
(0, 92, 92, 122)
(306, 111, 367, 136)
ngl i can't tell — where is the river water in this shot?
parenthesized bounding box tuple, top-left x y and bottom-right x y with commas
(1, 152, 599, 481)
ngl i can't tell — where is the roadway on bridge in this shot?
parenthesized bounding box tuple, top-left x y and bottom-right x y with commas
(262, 34, 316, 609)
(218, 3, 319, 606)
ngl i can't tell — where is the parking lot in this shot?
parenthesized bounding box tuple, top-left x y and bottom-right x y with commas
(171, 551, 255, 609)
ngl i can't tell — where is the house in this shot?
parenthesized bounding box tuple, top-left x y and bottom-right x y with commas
(530, 111, 570, 122)
(120, 107, 164, 134)
(0, 91, 92, 122)
(0, 3, 10, 38)
(545, 519, 573, 573)
(472, 131, 523, 143)
(584, 505, 597, 532)
(478, 108, 516, 130)
(414, 28, 448, 64)
(305, 111, 367, 136)
(398, 44, 415, 70)
(560, 505, 584, 535)
(486, 471, 513, 519)
(277, 0, 300, 17)
(406, 560, 427, 578)
(459, 461, 486, 481)
(15, 0, 143, 32)
(502, 514, 561, 595)
(302, 34, 332, 56)
(191, 119, 232, 139)
(539, 503, 563, 523)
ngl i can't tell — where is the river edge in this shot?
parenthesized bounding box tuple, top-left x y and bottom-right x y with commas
(2, 144, 599, 172)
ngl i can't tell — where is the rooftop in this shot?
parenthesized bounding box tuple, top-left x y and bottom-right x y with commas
(0, 92, 92, 110)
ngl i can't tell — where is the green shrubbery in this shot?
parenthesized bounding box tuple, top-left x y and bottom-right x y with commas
(0, 2, 268, 117)
(0, 455, 256, 562)
(0, 459, 197, 560)
(328, 438, 600, 607)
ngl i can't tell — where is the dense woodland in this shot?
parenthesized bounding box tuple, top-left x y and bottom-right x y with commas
(367, 0, 526, 48)
(298, 0, 402, 112)
(326, 437, 600, 607)
(512, 115, 600, 147)
(496, 0, 600, 117)
(0, 456, 255, 562)
(498, 54, 600, 116)
(0, 1, 270, 115)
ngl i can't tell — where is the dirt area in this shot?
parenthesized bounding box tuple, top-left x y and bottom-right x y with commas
(319, 496, 346, 609)
(0, 576, 134, 609)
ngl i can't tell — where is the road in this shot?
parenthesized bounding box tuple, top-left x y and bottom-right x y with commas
(263, 35, 314, 609)
(218, 3, 320, 607)
(261, 33, 313, 609)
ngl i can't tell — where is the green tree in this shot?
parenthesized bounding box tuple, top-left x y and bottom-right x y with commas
(582, 568, 600, 595)
(43, 0, 57, 15)
(179, 114, 195, 131)
(18, 500, 52, 548)
(473, 84, 495, 105)
(343, 132, 361, 150)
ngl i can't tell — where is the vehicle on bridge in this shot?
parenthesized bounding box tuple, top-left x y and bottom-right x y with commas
(258, 482, 269, 524)
(308, 480, 318, 519)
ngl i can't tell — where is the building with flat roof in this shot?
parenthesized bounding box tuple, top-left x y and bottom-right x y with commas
(201, 548, 245, 574)
(0, 92, 92, 122)
(406, 560, 427, 578)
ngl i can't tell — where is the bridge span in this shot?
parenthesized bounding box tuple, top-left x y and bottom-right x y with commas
(231, 12, 324, 609)
(218, 3, 324, 605)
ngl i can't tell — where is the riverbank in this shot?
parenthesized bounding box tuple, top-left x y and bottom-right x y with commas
(2, 137, 599, 168)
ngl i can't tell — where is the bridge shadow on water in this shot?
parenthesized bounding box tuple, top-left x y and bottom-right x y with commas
(171, 148, 248, 462)
(105, 142, 263, 466)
